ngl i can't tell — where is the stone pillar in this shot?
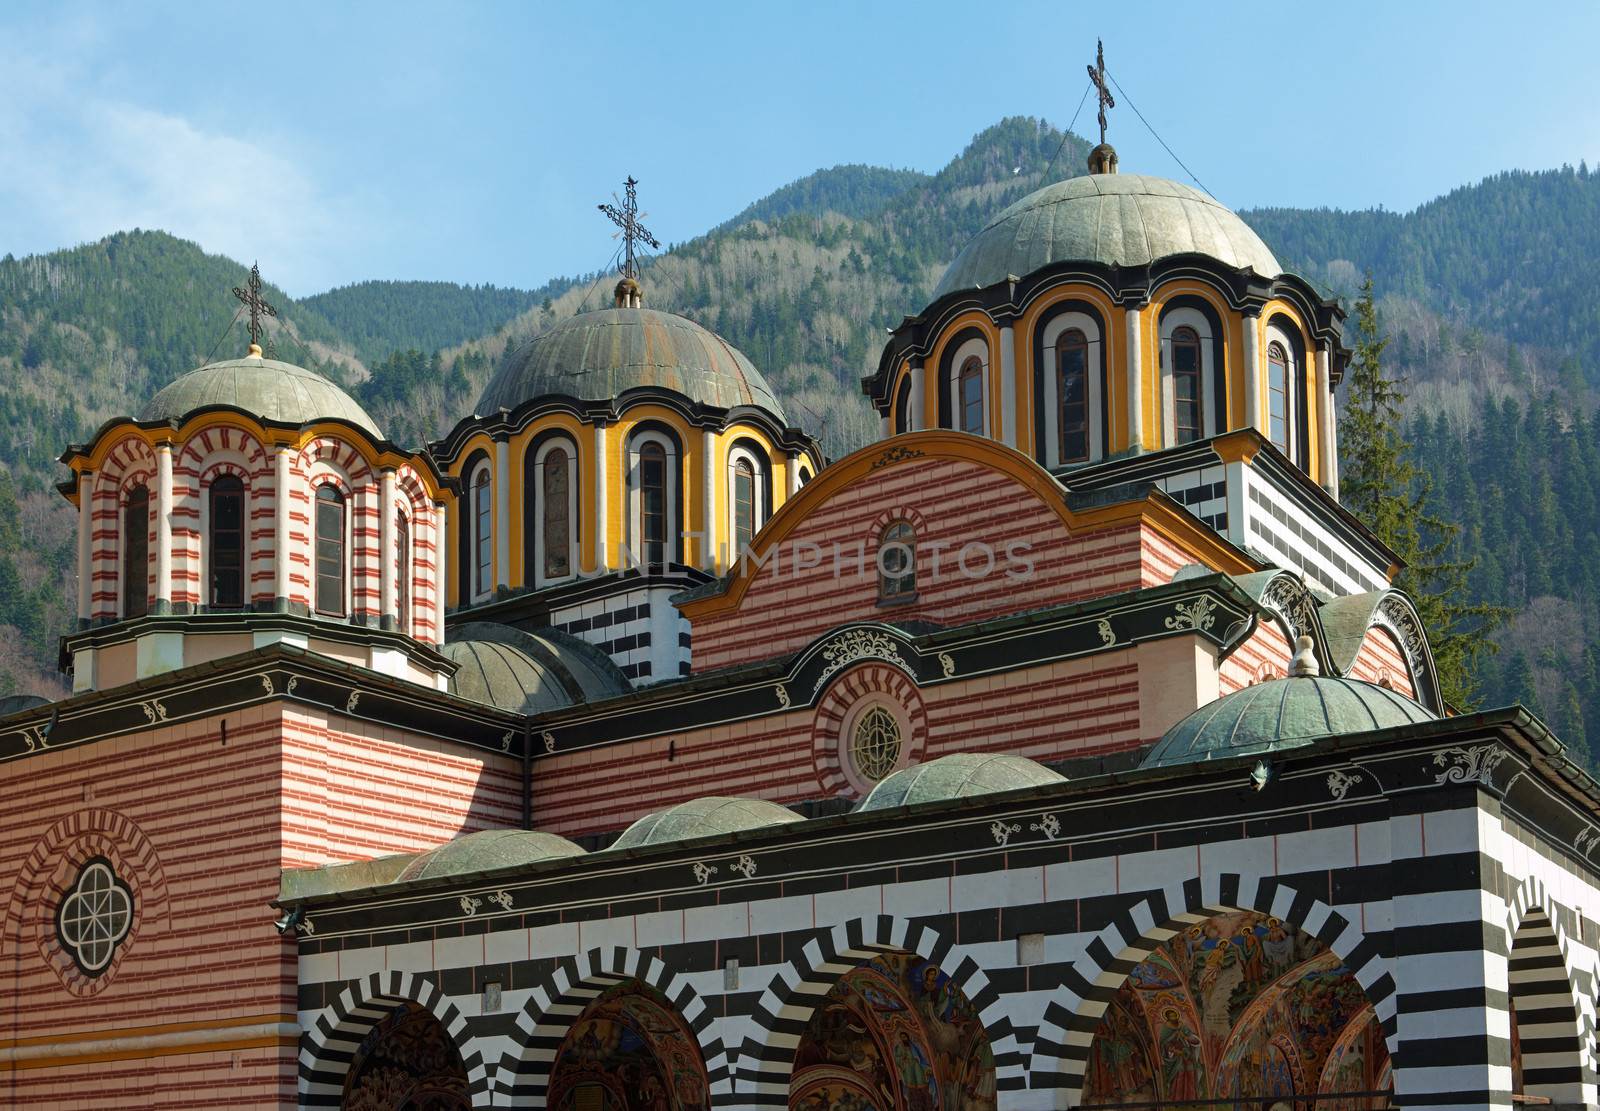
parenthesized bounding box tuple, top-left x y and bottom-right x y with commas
(434, 500, 448, 645)
(998, 321, 1017, 447)
(1318, 341, 1339, 498)
(702, 428, 717, 571)
(76, 471, 93, 626)
(1125, 306, 1144, 451)
(1242, 313, 1261, 435)
(593, 422, 608, 572)
(379, 468, 397, 629)
(787, 450, 801, 498)
(155, 442, 173, 613)
(493, 435, 510, 591)
(909, 360, 926, 431)
(274, 446, 293, 610)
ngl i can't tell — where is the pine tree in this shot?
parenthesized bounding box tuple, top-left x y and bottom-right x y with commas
(1340, 275, 1507, 707)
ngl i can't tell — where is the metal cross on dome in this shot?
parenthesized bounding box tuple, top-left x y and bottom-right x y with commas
(1087, 39, 1115, 146)
(232, 262, 278, 348)
(598, 176, 660, 281)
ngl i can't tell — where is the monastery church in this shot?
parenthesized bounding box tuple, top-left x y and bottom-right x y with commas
(2, 90, 1597, 1111)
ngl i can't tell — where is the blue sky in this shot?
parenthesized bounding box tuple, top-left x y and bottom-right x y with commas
(1, 1, 1596, 296)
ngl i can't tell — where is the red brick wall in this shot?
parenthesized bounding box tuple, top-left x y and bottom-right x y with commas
(689, 458, 1148, 672)
(1346, 625, 1417, 700)
(1220, 621, 1292, 694)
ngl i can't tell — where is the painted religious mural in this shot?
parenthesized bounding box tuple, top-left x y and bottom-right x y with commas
(547, 980, 710, 1111)
(341, 1003, 471, 1110)
(1082, 911, 1391, 1106)
(789, 950, 996, 1111)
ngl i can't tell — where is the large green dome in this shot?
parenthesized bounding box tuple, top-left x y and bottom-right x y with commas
(858, 753, 1065, 812)
(1141, 674, 1434, 770)
(140, 352, 382, 438)
(933, 173, 1281, 299)
(477, 307, 786, 420)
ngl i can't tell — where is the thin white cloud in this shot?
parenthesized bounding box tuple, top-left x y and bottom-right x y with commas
(0, 34, 376, 294)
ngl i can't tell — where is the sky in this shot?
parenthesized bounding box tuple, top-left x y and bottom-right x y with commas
(1, 1, 1596, 297)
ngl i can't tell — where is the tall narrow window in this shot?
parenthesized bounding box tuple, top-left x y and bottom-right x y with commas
(959, 357, 984, 435)
(639, 441, 667, 569)
(209, 475, 245, 609)
(1267, 341, 1290, 454)
(893, 372, 914, 434)
(542, 446, 571, 580)
(1058, 329, 1090, 463)
(314, 486, 345, 617)
(878, 520, 916, 602)
(733, 459, 755, 554)
(471, 465, 492, 597)
(395, 510, 410, 633)
(122, 484, 149, 619)
(1172, 326, 1203, 445)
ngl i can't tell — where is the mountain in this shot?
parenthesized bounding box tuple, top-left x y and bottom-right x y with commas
(1, 118, 1599, 720)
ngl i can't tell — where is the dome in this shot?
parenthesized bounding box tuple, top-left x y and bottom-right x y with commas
(394, 828, 584, 882)
(858, 753, 1066, 812)
(442, 622, 630, 714)
(1141, 675, 1435, 770)
(477, 307, 786, 421)
(932, 173, 1282, 299)
(610, 796, 803, 850)
(140, 350, 382, 439)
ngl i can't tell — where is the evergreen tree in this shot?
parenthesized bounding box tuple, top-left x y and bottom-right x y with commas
(1340, 275, 1507, 707)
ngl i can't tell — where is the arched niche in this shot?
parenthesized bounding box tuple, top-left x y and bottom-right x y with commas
(1030, 299, 1109, 469)
(340, 1001, 473, 1110)
(545, 979, 710, 1111)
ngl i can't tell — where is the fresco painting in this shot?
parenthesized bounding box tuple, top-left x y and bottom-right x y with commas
(790, 951, 996, 1111)
(547, 980, 710, 1111)
(1082, 911, 1392, 1105)
(341, 1003, 471, 1111)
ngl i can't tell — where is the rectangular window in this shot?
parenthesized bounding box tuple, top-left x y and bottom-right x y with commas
(315, 490, 345, 617)
(641, 452, 666, 568)
(123, 487, 149, 619)
(395, 511, 409, 632)
(210, 479, 244, 608)
(473, 477, 492, 596)
(1173, 342, 1202, 444)
(543, 451, 571, 580)
(1059, 346, 1089, 462)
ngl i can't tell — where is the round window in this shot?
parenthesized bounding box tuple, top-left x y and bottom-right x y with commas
(56, 858, 133, 976)
(850, 704, 902, 783)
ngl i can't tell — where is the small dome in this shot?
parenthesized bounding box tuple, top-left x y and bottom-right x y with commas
(933, 173, 1281, 299)
(1142, 675, 1435, 769)
(141, 352, 382, 438)
(442, 622, 630, 714)
(477, 307, 786, 421)
(858, 753, 1066, 812)
(395, 828, 584, 882)
(0, 693, 49, 718)
(610, 796, 803, 850)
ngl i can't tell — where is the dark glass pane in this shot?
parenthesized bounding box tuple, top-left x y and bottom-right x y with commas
(960, 362, 984, 434)
(315, 490, 344, 615)
(1060, 337, 1089, 462)
(640, 444, 667, 568)
(209, 478, 245, 608)
(473, 475, 492, 594)
(395, 512, 409, 631)
(123, 486, 149, 618)
(879, 521, 916, 599)
(543, 449, 570, 579)
(734, 462, 754, 554)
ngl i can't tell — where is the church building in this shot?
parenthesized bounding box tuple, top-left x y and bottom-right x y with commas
(2, 91, 1597, 1111)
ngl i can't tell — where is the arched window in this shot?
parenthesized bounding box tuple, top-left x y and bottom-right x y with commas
(639, 441, 668, 569)
(733, 458, 756, 554)
(1058, 328, 1090, 463)
(1267, 341, 1291, 454)
(878, 520, 916, 602)
(208, 475, 245, 609)
(395, 510, 410, 633)
(1171, 325, 1203, 445)
(959, 356, 984, 435)
(849, 703, 902, 783)
(470, 462, 492, 599)
(798, 466, 813, 486)
(122, 484, 149, 619)
(893, 372, 914, 434)
(314, 485, 345, 617)
(542, 445, 571, 581)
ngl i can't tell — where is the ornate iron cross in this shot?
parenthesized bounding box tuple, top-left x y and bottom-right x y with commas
(598, 176, 660, 280)
(1087, 39, 1115, 146)
(232, 262, 278, 348)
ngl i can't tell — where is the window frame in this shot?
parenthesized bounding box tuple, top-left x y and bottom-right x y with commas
(207, 474, 247, 610)
(840, 696, 911, 795)
(1267, 340, 1291, 455)
(395, 508, 410, 634)
(877, 519, 917, 604)
(1057, 328, 1091, 464)
(468, 459, 493, 602)
(530, 437, 579, 588)
(958, 355, 985, 435)
(627, 430, 679, 572)
(893, 370, 915, 434)
(121, 483, 150, 620)
(313, 484, 348, 618)
(726, 442, 768, 562)
(1170, 324, 1205, 446)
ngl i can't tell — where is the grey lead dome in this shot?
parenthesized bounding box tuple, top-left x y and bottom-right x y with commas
(477, 307, 787, 422)
(932, 173, 1282, 299)
(140, 354, 383, 439)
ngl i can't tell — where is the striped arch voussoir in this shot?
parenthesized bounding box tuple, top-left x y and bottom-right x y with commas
(741, 915, 1027, 1109)
(504, 945, 728, 1108)
(298, 970, 490, 1108)
(1506, 876, 1594, 1095)
(1028, 873, 1394, 1108)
